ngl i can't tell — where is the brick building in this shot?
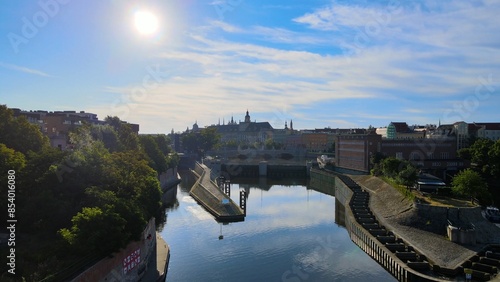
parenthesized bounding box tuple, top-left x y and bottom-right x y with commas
(334, 132, 468, 180)
(334, 132, 381, 173)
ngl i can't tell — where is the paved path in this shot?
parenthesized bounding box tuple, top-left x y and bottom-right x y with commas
(141, 232, 170, 282)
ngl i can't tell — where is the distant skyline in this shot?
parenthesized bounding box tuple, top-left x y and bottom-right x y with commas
(1, 0, 499, 133)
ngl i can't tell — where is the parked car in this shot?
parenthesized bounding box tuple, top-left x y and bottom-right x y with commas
(485, 206, 500, 223)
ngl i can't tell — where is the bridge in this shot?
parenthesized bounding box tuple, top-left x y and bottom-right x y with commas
(189, 162, 245, 222)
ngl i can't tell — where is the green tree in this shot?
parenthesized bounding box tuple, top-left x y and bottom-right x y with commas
(458, 138, 494, 174)
(0, 144, 27, 225)
(0, 105, 50, 154)
(451, 169, 490, 204)
(199, 127, 220, 153)
(182, 127, 220, 156)
(488, 140, 500, 177)
(90, 124, 121, 152)
(154, 134, 172, 155)
(381, 157, 402, 178)
(59, 207, 128, 255)
(102, 151, 162, 219)
(139, 134, 168, 173)
(166, 152, 180, 169)
(0, 143, 26, 172)
(103, 116, 140, 151)
(397, 163, 419, 189)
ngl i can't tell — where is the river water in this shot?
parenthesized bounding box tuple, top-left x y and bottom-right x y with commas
(159, 173, 396, 282)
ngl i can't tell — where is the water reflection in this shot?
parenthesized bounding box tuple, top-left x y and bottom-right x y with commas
(161, 174, 396, 282)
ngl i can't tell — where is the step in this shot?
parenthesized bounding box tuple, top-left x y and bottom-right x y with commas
(369, 229, 388, 237)
(377, 235, 396, 244)
(479, 257, 500, 267)
(362, 223, 380, 230)
(356, 213, 374, 218)
(471, 269, 491, 281)
(407, 261, 430, 271)
(385, 243, 406, 252)
(357, 217, 377, 224)
(486, 251, 500, 260)
(396, 251, 418, 261)
(472, 262, 498, 274)
(352, 208, 370, 214)
(352, 200, 369, 205)
(351, 204, 369, 209)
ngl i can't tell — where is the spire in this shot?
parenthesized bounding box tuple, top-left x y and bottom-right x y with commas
(285, 121, 288, 129)
(290, 120, 293, 130)
(244, 110, 251, 123)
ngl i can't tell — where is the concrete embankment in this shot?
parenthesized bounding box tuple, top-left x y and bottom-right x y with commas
(159, 168, 181, 205)
(71, 219, 170, 282)
(189, 162, 245, 222)
(351, 175, 500, 269)
(310, 168, 500, 281)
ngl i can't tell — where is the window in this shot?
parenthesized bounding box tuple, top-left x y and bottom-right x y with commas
(396, 152, 403, 159)
(410, 152, 421, 160)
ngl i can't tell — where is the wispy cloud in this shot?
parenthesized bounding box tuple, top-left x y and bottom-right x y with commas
(0, 62, 52, 77)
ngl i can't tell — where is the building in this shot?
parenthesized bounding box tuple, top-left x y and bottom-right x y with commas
(11, 108, 139, 150)
(271, 120, 295, 146)
(301, 132, 330, 152)
(334, 132, 381, 173)
(210, 110, 274, 144)
(474, 122, 500, 141)
(378, 122, 426, 140)
(334, 131, 468, 180)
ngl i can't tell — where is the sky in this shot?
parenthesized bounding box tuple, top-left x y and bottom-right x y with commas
(1, 0, 499, 134)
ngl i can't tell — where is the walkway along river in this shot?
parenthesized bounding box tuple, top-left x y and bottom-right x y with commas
(159, 171, 396, 281)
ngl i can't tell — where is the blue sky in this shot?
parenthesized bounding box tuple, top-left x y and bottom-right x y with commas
(1, 0, 499, 133)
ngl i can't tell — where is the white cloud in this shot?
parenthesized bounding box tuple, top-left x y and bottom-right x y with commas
(0, 62, 52, 77)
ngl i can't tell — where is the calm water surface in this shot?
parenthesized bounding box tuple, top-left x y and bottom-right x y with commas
(160, 175, 396, 282)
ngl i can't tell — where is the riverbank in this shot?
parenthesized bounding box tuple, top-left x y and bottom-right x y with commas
(351, 174, 500, 269)
(141, 232, 170, 281)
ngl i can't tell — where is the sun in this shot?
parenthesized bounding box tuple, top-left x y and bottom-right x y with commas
(134, 10, 159, 35)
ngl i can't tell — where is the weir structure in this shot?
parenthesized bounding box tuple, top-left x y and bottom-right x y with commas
(189, 162, 245, 222)
(310, 168, 500, 281)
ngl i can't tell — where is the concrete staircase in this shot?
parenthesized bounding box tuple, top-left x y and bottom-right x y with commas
(460, 246, 500, 281)
(337, 174, 432, 273)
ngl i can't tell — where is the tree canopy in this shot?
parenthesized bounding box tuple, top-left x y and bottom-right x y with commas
(0, 105, 50, 154)
(182, 127, 220, 156)
(371, 156, 419, 189)
(0, 110, 171, 279)
(458, 138, 500, 204)
(451, 169, 490, 204)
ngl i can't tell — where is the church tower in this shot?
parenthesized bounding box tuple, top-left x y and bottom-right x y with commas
(244, 110, 251, 123)
(290, 120, 293, 131)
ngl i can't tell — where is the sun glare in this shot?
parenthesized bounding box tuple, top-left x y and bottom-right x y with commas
(134, 10, 159, 35)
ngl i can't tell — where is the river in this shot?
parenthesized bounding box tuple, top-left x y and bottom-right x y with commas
(159, 173, 396, 281)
